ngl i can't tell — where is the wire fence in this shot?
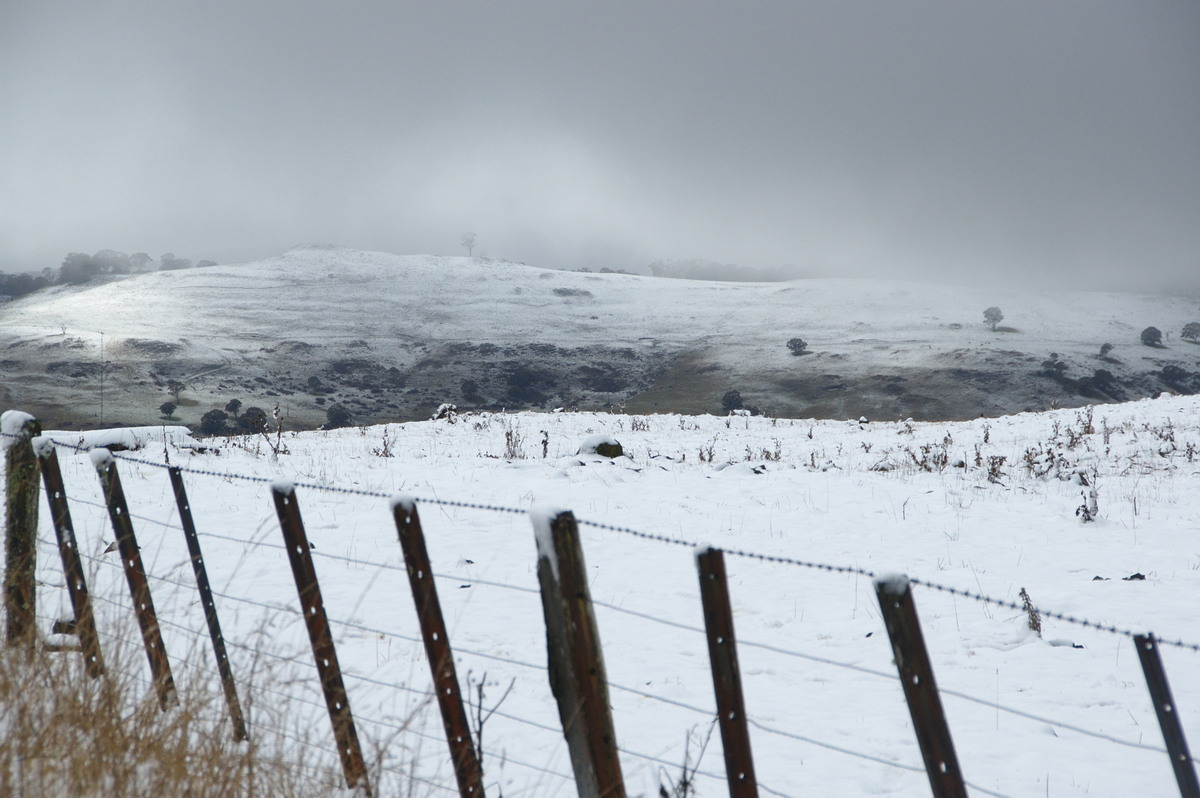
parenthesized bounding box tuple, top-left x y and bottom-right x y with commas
(4, 422, 1200, 797)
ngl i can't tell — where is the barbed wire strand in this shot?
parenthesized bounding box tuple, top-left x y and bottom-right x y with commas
(26, 432, 1199, 651)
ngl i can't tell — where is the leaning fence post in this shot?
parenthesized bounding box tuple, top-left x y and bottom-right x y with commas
(696, 548, 758, 798)
(874, 575, 966, 798)
(168, 466, 248, 741)
(92, 449, 177, 709)
(3, 410, 41, 647)
(271, 481, 371, 796)
(531, 507, 625, 798)
(38, 446, 105, 677)
(392, 496, 485, 798)
(1134, 633, 1200, 798)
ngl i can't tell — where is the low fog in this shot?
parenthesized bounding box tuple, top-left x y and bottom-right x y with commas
(2, 2, 1198, 293)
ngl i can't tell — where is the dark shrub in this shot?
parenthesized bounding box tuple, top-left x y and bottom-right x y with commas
(325, 403, 352, 429)
(238, 406, 268, 433)
(200, 409, 228, 435)
(1141, 327, 1163, 347)
(722, 390, 744, 412)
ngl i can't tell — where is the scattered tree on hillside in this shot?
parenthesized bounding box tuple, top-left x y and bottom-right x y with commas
(1183, 322, 1200, 342)
(129, 252, 154, 272)
(786, 337, 809, 355)
(159, 253, 192, 271)
(1141, 326, 1164, 347)
(225, 398, 242, 415)
(159, 402, 177, 418)
(722, 390, 744, 413)
(1099, 342, 1114, 359)
(461, 232, 476, 257)
(200, 409, 228, 435)
(167, 380, 185, 402)
(238, 406, 268, 433)
(983, 306, 1004, 332)
(325, 403, 352, 429)
(59, 252, 101, 284)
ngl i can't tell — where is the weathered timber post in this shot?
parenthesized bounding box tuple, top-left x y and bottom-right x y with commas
(92, 449, 177, 709)
(169, 466, 248, 741)
(1135, 633, 1200, 798)
(874, 575, 966, 798)
(696, 548, 758, 798)
(271, 481, 371, 796)
(531, 507, 625, 798)
(3, 410, 41, 647)
(392, 496, 484, 798)
(39, 446, 105, 677)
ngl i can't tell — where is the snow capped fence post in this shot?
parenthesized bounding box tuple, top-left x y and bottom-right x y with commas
(38, 446, 105, 678)
(391, 496, 485, 798)
(271, 481, 372, 796)
(168, 466, 248, 742)
(92, 450, 178, 709)
(2, 410, 40, 648)
(696, 547, 759, 798)
(531, 507, 626, 798)
(874, 575, 966, 798)
(1134, 633, 1200, 798)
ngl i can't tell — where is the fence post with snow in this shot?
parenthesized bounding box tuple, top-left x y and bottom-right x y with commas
(874, 574, 967, 798)
(532, 507, 626, 798)
(2, 410, 41, 647)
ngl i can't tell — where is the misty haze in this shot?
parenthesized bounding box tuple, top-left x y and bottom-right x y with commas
(3, 6, 1200, 796)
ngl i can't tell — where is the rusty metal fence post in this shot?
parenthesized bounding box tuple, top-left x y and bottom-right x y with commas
(92, 450, 177, 709)
(271, 481, 371, 795)
(532, 508, 625, 798)
(3, 411, 41, 647)
(38, 446, 105, 677)
(392, 497, 484, 798)
(696, 547, 758, 798)
(1135, 633, 1200, 798)
(874, 575, 966, 798)
(169, 466, 248, 741)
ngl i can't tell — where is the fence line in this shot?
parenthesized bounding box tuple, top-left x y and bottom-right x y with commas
(8, 423, 1200, 796)
(76, 441, 1200, 653)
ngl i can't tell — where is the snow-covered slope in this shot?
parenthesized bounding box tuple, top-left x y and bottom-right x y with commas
(2, 246, 1197, 430)
(10, 397, 1200, 796)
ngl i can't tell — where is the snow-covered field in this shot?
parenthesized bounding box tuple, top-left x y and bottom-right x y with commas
(6, 397, 1200, 796)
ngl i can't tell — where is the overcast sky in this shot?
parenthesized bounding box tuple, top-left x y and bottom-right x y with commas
(2, 2, 1197, 292)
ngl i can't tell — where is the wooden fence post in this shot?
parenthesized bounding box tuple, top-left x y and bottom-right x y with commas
(392, 497, 485, 798)
(271, 481, 371, 796)
(531, 508, 625, 798)
(1134, 633, 1200, 798)
(168, 466, 248, 741)
(92, 449, 177, 709)
(696, 548, 758, 798)
(3, 411, 41, 647)
(874, 575, 966, 798)
(38, 446, 105, 677)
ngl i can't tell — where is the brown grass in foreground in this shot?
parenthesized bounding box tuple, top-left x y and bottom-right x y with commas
(0, 638, 346, 797)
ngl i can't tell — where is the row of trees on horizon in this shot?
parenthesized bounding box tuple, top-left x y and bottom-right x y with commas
(0, 250, 218, 299)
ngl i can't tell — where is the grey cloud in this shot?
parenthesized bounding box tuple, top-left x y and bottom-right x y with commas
(2, 1, 1197, 293)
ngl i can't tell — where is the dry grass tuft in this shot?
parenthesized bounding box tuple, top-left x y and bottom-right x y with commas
(0, 638, 342, 797)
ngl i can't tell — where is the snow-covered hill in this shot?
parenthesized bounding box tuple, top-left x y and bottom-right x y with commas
(7, 397, 1200, 796)
(2, 246, 1198, 430)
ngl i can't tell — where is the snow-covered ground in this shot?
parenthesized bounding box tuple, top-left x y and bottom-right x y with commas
(6, 397, 1200, 796)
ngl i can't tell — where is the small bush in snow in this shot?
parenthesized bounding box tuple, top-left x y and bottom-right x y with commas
(1141, 326, 1164, 347)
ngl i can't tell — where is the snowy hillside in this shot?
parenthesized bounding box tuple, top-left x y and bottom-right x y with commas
(1, 247, 1198, 431)
(6, 396, 1200, 796)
